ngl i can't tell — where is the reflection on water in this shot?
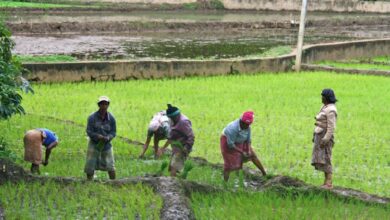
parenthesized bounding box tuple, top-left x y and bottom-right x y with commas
(12, 31, 356, 59)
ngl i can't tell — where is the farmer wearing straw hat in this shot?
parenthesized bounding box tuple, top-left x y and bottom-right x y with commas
(158, 104, 194, 177)
(139, 110, 171, 159)
(23, 128, 59, 174)
(84, 96, 117, 180)
(221, 111, 267, 181)
(311, 89, 338, 189)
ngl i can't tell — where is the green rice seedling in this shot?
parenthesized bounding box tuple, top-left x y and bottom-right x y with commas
(157, 159, 169, 176)
(179, 160, 194, 179)
(0, 72, 389, 196)
(191, 191, 390, 219)
(0, 181, 163, 219)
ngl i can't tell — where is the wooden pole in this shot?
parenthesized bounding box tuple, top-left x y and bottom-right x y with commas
(295, 0, 308, 72)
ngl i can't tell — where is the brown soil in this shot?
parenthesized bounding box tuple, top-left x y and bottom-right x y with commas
(0, 158, 31, 184)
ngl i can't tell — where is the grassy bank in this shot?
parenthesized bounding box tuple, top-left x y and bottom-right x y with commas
(17, 55, 77, 63)
(0, 1, 80, 9)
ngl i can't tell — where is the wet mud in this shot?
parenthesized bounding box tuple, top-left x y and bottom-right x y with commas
(6, 10, 390, 59)
(0, 158, 30, 184)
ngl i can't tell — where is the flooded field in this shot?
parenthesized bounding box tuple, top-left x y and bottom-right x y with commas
(6, 10, 390, 24)
(8, 10, 390, 60)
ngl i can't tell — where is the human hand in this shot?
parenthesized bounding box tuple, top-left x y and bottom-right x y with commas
(97, 135, 105, 141)
(243, 152, 250, 157)
(320, 138, 329, 147)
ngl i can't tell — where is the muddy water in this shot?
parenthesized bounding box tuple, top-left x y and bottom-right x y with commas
(6, 10, 390, 24)
(9, 10, 390, 60)
(11, 31, 356, 59)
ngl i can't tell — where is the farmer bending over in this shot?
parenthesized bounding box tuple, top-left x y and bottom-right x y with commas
(158, 104, 194, 177)
(84, 96, 116, 180)
(24, 128, 59, 174)
(221, 111, 266, 181)
(139, 110, 171, 159)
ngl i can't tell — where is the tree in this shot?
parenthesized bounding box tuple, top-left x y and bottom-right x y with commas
(0, 22, 33, 119)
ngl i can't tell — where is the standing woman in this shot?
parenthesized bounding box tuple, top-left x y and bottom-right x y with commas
(312, 89, 338, 189)
(221, 111, 266, 182)
(24, 128, 59, 174)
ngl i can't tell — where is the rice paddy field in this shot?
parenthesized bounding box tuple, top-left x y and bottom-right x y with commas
(1, 71, 389, 218)
(0, 181, 162, 219)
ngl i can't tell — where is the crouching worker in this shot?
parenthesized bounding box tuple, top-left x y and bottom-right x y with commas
(139, 111, 170, 159)
(221, 111, 266, 182)
(24, 128, 58, 174)
(84, 96, 116, 180)
(158, 104, 194, 177)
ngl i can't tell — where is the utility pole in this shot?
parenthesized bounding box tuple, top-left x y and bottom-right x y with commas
(295, 0, 308, 72)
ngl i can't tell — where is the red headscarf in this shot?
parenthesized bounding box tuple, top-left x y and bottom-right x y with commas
(241, 111, 254, 125)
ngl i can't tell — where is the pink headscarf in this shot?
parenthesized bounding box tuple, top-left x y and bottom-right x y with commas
(241, 111, 254, 125)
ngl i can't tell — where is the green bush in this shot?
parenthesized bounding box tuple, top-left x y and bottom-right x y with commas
(0, 138, 18, 161)
(209, 0, 224, 10)
(0, 22, 33, 119)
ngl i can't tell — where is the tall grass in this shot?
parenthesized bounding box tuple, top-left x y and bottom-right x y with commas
(0, 72, 389, 196)
(0, 1, 78, 8)
(17, 55, 77, 63)
(191, 191, 390, 219)
(0, 181, 163, 219)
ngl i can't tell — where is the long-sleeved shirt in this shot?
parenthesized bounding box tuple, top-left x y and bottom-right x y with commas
(37, 128, 58, 148)
(168, 114, 194, 151)
(222, 119, 251, 149)
(314, 104, 337, 141)
(86, 111, 116, 151)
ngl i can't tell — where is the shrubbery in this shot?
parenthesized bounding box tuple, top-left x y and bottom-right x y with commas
(0, 22, 33, 119)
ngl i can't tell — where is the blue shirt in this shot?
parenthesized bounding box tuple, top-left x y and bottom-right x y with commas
(38, 128, 58, 148)
(86, 111, 116, 151)
(222, 119, 251, 149)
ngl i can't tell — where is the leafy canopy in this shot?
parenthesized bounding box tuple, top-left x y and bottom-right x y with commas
(0, 22, 33, 119)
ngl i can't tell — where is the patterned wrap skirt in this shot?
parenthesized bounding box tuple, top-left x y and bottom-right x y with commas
(311, 131, 334, 173)
(220, 135, 253, 172)
(24, 129, 43, 165)
(84, 141, 115, 175)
